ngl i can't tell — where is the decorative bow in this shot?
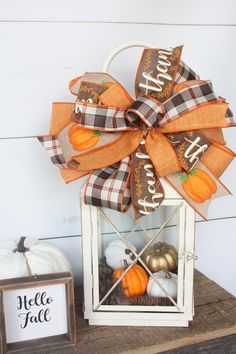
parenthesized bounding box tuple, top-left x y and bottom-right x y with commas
(38, 46, 235, 220)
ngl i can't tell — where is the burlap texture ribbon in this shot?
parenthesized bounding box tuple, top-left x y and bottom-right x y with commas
(38, 46, 235, 220)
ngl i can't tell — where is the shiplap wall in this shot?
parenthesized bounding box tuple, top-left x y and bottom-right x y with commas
(0, 1, 235, 294)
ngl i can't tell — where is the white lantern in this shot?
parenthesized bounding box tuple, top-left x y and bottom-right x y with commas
(81, 42, 197, 327)
(81, 178, 196, 327)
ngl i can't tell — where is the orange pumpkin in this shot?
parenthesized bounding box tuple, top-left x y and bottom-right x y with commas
(181, 168, 217, 203)
(113, 263, 148, 298)
(68, 125, 100, 151)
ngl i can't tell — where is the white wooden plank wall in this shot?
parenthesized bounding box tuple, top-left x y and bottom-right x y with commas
(0, 1, 235, 294)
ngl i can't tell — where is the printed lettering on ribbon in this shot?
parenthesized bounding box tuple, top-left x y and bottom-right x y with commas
(167, 131, 211, 172)
(131, 139, 165, 219)
(136, 46, 183, 102)
(71, 81, 108, 121)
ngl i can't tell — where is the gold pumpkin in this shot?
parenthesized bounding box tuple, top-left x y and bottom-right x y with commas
(142, 242, 178, 273)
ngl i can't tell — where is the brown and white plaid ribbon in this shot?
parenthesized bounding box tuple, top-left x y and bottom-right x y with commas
(85, 157, 131, 212)
(38, 135, 67, 168)
(72, 81, 233, 132)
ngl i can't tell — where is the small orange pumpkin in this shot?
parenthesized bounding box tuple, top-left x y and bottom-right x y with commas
(181, 168, 217, 203)
(113, 263, 148, 298)
(68, 125, 100, 151)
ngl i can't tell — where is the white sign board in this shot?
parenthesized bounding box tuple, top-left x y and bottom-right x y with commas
(0, 273, 76, 353)
(3, 283, 68, 343)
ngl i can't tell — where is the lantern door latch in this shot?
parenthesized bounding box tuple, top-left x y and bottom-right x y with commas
(179, 251, 198, 262)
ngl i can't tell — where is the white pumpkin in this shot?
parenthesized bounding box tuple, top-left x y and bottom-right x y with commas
(147, 271, 178, 299)
(0, 237, 71, 279)
(104, 240, 137, 270)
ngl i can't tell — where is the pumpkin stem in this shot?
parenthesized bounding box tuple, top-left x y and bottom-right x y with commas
(130, 254, 136, 261)
(125, 248, 135, 261)
(123, 259, 129, 269)
(190, 169, 197, 176)
(15, 236, 29, 253)
(125, 249, 135, 261)
(180, 173, 188, 182)
(165, 270, 172, 279)
(94, 131, 101, 137)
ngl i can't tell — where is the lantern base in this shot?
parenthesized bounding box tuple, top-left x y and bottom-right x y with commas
(86, 316, 190, 327)
(84, 310, 193, 327)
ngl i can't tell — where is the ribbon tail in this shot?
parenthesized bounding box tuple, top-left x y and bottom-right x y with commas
(130, 140, 165, 220)
(165, 162, 231, 220)
(200, 142, 235, 179)
(60, 168, 90, 184)
(38, 135, 67, 168)
(37, 135, 90, 183)
(84, 157, 131, 212)
(38, 102, 91, 184)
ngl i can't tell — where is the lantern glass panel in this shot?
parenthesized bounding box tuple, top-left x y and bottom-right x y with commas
(93, 201, 185, 313)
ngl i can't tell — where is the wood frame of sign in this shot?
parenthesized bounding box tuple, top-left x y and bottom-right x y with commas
(0, 272, 76, 353)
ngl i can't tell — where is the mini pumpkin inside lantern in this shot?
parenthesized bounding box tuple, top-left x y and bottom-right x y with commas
(104, 240, 136, 270)
(142, 242, 178, 273)
(147, 271, 178, 299)
(113, 261, 148, 298)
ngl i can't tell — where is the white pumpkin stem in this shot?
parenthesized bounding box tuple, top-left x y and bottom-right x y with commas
(125, 249, 135, 261)
(15, 236, 29, 253)
(164, 270, 172, 279)
(13, 236, 32, 276)
(123, 259, 129, 269)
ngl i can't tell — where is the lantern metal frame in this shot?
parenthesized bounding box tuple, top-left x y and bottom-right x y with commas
(81, 180, 196, 327)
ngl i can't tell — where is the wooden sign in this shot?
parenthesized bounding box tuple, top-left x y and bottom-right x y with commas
(0, 272, 76, 353)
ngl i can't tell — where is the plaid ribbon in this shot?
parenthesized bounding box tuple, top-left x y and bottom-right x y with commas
(175, 60, 200, 83)
(38, 136, 67, 168)
(74, 81, 233, 132)
(85, 157, 131, 212)
(74, 102, 134, 131)
(71, 61, 207, 132)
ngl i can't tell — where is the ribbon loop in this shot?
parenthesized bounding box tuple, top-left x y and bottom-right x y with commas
(158, 80, 224, 128)
(126, 95, 164, 128)
(85, 157, 131, 212)
(73, 101, 135, 132)
(69, 130, 143, 171)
